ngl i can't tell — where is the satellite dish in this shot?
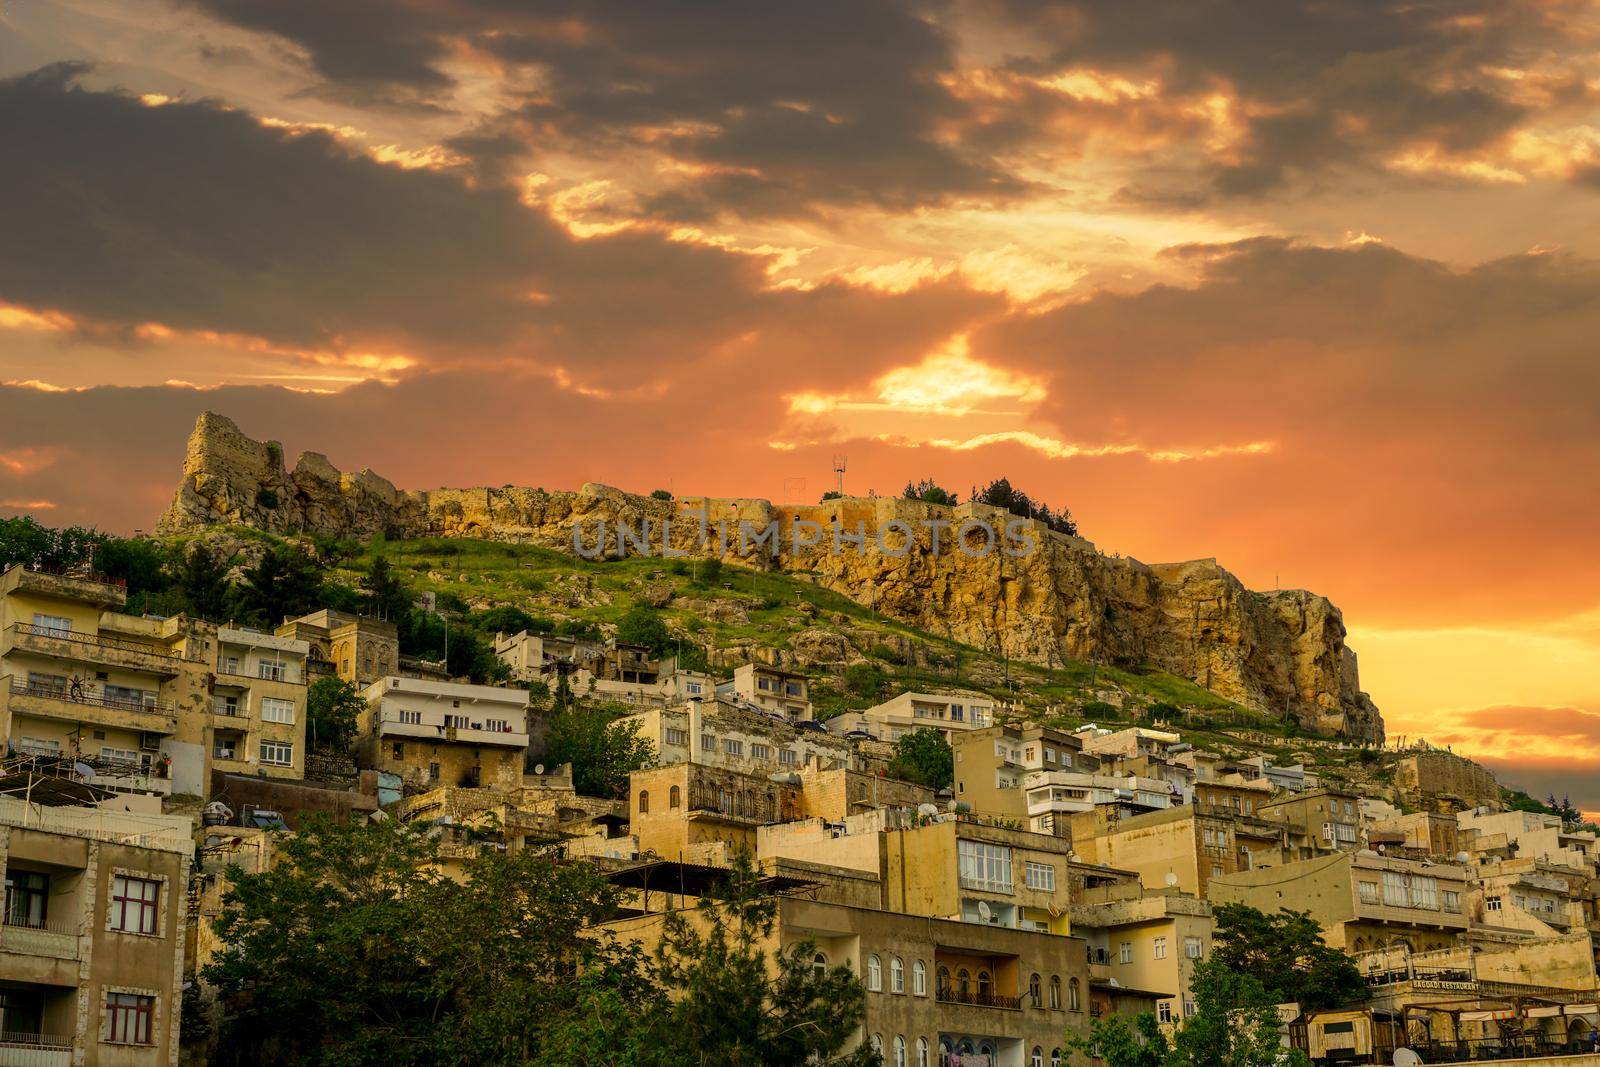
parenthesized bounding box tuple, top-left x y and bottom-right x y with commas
(1393, 1048, 1422, 1066)
(977, 901, 993, 923)
(73, 762, 95, 781)
(1164, 872, 1179, 887)
(917, 803, 939, 817)
(534, 764, 546, 775)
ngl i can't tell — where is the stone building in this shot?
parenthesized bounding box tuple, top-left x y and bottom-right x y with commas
(618, 696, 851, 778)
(1396, 749, 1501, 813)
(719, 663, 812, 720)
(629, 762, 804, 862)
(1069, 889, 1213, 1026)
(357, 676, 530, 792)
(834, 690, 997, 743)
(277, 608, 398, 687)
(0, 795, 192, 1066)
(1067, 804, 1292, 897)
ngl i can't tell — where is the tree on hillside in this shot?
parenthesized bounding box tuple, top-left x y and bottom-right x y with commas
(361, 555, 412, 623)
(971, 477, 1078, 536)
(234, 545, 325, 626)
(202, 817, 640, 1066)
(306, 676, 364, 752)
(650, 489, 674, 501)
(649, 852, 875, 1066)
(888, 727, 954, 790)
(1210, 903, 1365, 1012)
(174, 541, 233, 621)
(902, 478, 958, 506)
(93, 537, 174, 611)
(617, 605, 673, 657)
(544, 700, 655, 798)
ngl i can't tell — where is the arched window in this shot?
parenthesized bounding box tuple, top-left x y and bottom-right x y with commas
(977, 970, 992, 1000)
(979, 1043, 995, 1059)
(936, 965, 950, 997)
(1029, 972, 1042, 1008)
(812, 951, 828, 975)
(890, 956, 904, 993)
(1051, 1049, 1062, 1067)
(1049, 974, 1062, 1010)
(917, 1037, 929, 1067)
(912, 959, 927, 996)
(893, 1036, 906, 1067)
(637, 790, 649, 814)
(867, 954, 882, 991)
(870, 1033, 883, 1058)
(1031, 1047, 1043, 1067)
(1069, 977, 1081, 1011)
(956, 968, 970, 996)
(669, 785, 681, 808)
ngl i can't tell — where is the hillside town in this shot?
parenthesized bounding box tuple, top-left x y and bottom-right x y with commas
(2, 557, 1598, 1067)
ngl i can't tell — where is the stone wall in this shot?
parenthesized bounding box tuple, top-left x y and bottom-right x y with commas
(1397, 750, 1501, 813)
(158, 411, 1384, 740)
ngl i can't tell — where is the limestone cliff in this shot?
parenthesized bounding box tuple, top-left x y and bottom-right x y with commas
(158, 412, 1383, 740)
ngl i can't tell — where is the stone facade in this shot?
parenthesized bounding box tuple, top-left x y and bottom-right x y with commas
(1397, 749, 1502, 813)
(157, 412, 1383, 740)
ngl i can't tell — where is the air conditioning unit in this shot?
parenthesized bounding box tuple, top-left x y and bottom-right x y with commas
(139, 732, 162, 752)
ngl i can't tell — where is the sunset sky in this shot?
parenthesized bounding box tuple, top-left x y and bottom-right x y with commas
(3, 1, 1598, 807)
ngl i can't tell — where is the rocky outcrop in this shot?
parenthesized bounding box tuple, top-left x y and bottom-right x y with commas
(158, 412, 1383, 740)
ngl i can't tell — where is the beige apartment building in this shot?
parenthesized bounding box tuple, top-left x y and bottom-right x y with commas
(1257, 787, 1364, 855)
(836, 691, 996, 742)
(1021, 771, 1176, 835)
(1068, 804, 1290, 897)
(606, 895, 1093, 1067)
(1069, 889, 1213, 1025)
(0, 565, 310, 799)
(357, 676, 530, 791)
(719, 663, 812, 720)
(1208, 851, 1470, 954)
(618, 697, 851, 776)
(490, 631, 602, 683)
(950, 724, 1103, 823)
(1, 795, 191, 1067)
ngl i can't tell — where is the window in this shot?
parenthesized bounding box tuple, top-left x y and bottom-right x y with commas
(957, 839, 1013, 893)
(257, 660, 286, 681)
(867, 954, 882, 991)
(1382, 871, 1406, 907)
(1049, 974, 1061, 1009)
(1183, 999, 1197, 1019)
(917, 1037, 929, 1067)
(1068, 977, 1081, 1011)
(260, 740, 293, 766)
(890, 956, 904, 993)
(1051, 1050, 1062, 1067)
(870, 1034, 883, 1056)
(1359, 880, 1379, 904)
(444, 714, 469, 730)
(1158, 1001, 1174, 1024)
(779, 748, 798, 766)
(261, 697, 295, 724)
(484, 719, 510, 733)
(1029, 973, 1042, 1007)
(1025, 860, 1056, 891)
(1031, 1048, 1043, 1067)
(665, 727, 688, 747)
(894, 1036, 906, 1067)
(750, 743, 771, 761)
(638, 791, 650, 814)
(669, 785, 681, 809)
(1184, 936, 1204, 959)
(912, 959, 926, 996)
(214, 738, 238, 760)
(1119, 941, 1132, 964)
(103, 992, 153, 1045)
(1153, 937, 1167, 960)
(33, 612, 73, 637)
(1211, 864, 1224, 878)
(215, 693, 240, 716)
(1485, 895, 1502, 912)
(812, 951, 828, 974)
(5, 869, 49, 927)
(723, 738, 743, 757)
(956, 968, 969, 995)
(110, 875, 160, 935)
(399, 709, 422, 724)
(101, 746, 139, 763)
(936, 965, 950, 996)
(701, 733, 716, 751)
(977, 970, 991, 998)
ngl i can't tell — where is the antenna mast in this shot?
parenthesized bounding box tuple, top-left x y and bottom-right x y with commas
(832, 454, 848, 497)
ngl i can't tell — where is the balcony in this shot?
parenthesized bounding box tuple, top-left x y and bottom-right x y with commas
(5, 623, 184, 677)
(0, 1034, 73, 1067)
(0, 915, 79, 961)
(4, 681, 176, 734)
(376, 716, 528, 749)
(936, 988, 1022, 1010)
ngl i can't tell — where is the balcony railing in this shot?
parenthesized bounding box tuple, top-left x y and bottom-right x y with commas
(11, 622, 178, 661)
(0, 1035, 73, 1067)
(11, 680, 173, 716)
(0, 914, 80, 960)
(936, 988, 1022, 1010)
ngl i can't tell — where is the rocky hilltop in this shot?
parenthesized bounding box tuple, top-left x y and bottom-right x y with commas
(158, 412, 1383, 740)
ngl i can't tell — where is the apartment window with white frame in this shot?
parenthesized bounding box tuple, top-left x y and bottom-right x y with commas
(399, 709, 421, 724)
(1153, 937, 1167, 959)
(1485, 895, 1502, 912)
(261, 697, 295, 724)
(723, 739, 743, 757)
(1158, 1001, 1173, 1024)
(1119, 942, 1132, 964)
(257, 660, 286, 681)
(1184, 936, 1203, 959)
(957, 839, 1013, 894)
(664, 727, 688, 747)
(1025, 861, 1056, 892)
(260, 740, 293, 766)
(779, 748, 798, 766)
(750, 743, 771, 761)
(32, 612, 73, 637)
(1359, 881, 1379, 904)
(701, 733, 716, 751)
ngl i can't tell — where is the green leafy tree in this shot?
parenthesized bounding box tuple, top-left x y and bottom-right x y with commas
(842, 663, 887, 700)
(902, 478, 958, 506)
(361, 555, 412, 623)
(174, 541, 234, 621)
(203, 817, 639, 1066)
(1210, 903, 1365, 1012)
(306, 677, 365, 752)
(544, 701, 655, 798)
(617, 605, 673, 656)
(93, 537, 174, 606)
(887, 728, 954, 789)
(650, 489, 674, 501)
(972, 476, 1078, 536)
(650, 852, 875, 1066)
(234, 545, 325, 626)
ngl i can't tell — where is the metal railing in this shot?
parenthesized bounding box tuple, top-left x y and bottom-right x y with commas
(11, 680, 174, 715)
(1, 912, 78, 937)
(9, 623, 180, 662)
(935, 988, 1022, 1010)
(0, 1031, 72, 1048)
